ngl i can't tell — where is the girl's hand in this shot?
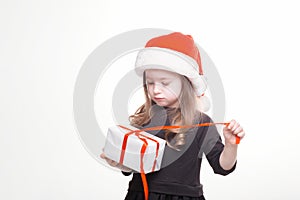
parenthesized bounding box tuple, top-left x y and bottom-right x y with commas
(223, 119, 245, 145)
(100, 152, 133, 172)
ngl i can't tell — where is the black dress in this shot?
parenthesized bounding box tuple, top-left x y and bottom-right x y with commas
(122, 108, 236, 200)
(125, 191, 206, 200)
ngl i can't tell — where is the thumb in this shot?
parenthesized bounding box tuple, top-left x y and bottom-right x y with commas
(100, 153, 106, 159)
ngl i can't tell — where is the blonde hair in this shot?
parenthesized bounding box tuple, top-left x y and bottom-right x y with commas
(129, 72, 200, 150)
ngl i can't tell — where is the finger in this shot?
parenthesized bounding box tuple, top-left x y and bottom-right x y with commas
(104, 157, 114, 165)
(113, 162, 122, 168)
(223, 121, 236, 133)
(110, 161, 119, 167)
(236, 131, 246, 144)
(237, 131, 246, 138)
(233, 126, 243, 135)
(108, 159, 120, 167)
(231, 121, 240, 132)
(223, 126, 233, 135)
(100, 153, 106, 159)
(227, 119, 236, 130)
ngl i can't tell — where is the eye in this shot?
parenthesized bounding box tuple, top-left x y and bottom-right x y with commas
(161, 81, 170, 86)
(146, 82, 154, 85)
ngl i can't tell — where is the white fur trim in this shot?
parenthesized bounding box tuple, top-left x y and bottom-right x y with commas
(135, 47, 207, 96)
(196, 95, 211, 112)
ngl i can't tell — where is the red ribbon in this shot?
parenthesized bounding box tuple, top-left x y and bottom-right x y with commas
(118, 125, 160, 171)
(118, 125, 160, 200)
(118, 122, 240, 200)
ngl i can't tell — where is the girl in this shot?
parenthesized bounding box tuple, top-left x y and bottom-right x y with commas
(101, 32, 245, 200)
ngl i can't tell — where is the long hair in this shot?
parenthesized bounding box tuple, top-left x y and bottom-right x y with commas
(129, 72, 199, 150)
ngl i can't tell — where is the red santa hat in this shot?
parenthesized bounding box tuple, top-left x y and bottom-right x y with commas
(135, 32, 210, 111)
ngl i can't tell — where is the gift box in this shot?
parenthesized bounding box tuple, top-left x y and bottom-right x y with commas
(103, 125, 166, 174)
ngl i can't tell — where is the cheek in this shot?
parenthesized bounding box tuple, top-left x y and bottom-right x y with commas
(146, 85, 153, 93)
(146, 86, 155, 97)
(166, 82, 182, 97)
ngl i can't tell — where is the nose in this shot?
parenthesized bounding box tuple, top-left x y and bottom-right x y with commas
(153, 83, 162, 94)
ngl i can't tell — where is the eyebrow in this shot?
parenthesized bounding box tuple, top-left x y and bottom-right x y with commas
(145, 77, 171, 81)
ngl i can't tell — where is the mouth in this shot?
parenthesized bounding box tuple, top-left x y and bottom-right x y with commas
(153, 97, 165, 101)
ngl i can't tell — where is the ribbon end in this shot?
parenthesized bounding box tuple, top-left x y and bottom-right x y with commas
(235, 136, 241, 144)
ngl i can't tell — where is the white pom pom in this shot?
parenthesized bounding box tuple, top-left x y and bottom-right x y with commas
(196, 95, 211, 112)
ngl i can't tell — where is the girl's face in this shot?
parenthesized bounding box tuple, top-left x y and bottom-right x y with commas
(145, 69, 182, 108)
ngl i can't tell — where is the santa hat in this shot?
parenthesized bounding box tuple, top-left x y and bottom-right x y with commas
(135, 32, 210, 112)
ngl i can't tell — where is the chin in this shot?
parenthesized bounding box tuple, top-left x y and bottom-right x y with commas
(155, 102, 167, 107)
(153, 99, 178, 108)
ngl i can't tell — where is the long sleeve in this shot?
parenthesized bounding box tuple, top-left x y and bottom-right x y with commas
(205, 137, 236, 175)
(199, 114, 236, 175)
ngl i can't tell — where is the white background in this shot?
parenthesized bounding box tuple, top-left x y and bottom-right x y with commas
(1, 0, 300, 199)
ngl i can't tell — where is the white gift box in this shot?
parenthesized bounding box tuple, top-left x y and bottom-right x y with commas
(103, 125, 166, 174)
